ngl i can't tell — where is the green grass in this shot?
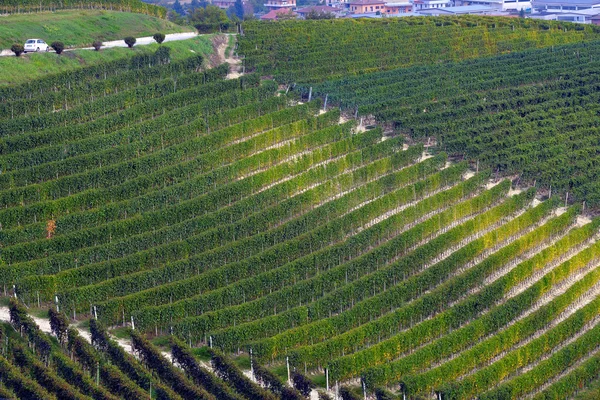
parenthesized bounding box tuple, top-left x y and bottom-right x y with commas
(0, 35, 214, 86)
(0, 10, 190, 50)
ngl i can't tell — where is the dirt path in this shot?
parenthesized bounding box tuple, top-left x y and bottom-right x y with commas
(209, 33, 242, 79)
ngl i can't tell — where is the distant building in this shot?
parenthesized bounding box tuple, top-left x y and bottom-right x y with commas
(295, 5, 343, 17)
(412, 0, 452, 10)
(260, 7, 297, 18)
(384, 1, 412, 12)
(531, 0, 600, 11)
(263, 0, 296, 11)
(529, 7, 600, 22)
(458, 0, 530, 10)
(348, 0, 387, 13)
(416, 4, 497, 13)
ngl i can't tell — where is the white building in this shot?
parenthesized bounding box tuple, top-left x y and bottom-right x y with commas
(412, 0, 452, 10)
(458, 0, 531, 11)
(529, 7, 600, 22)
(416, 4, 499, 13)
(531, 0, 600, 11)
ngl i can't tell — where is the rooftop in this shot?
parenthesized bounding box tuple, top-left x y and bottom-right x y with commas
(295, 5, 342, 12)
(417, 4, 496, 12)
(532, 0, 600, 6)
(348, 0, 386, 5)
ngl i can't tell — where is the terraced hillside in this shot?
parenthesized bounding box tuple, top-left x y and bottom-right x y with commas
(2, 15, 600, 400)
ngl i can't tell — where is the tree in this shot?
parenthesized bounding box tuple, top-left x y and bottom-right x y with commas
(275, 9, 296, 20)
(190, 5, 230, 33)
(172, 0, 185, 15)
(153, 32, 166, 44)
(189, 0, 200, 12)
(305, 9, 335, 19)
(92, 41, 102, 51)
(11, 43, 24, 57)
(51, 41, 65, 54)
(124, 36, 137, 48)
(234, 0, 244, 19)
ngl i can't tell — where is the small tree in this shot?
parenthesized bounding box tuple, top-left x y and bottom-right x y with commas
(92, 41, 102, 51)
(51, 41, 65, 54)
(11, 44, 24, 57)
(124, 36, 136, 48)
(153, 32, 166, 44)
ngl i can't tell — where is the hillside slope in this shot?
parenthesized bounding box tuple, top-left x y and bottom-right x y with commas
(0, 10, 188, 49)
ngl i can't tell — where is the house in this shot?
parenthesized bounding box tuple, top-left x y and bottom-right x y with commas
(416, 4, 497, 13)
(264, 0, 296, 11)
(260, 8, 298, 18)
(383, 1, 412, 13)
(529, 8, 600, 22)
(347, 0, 387, 13)
(295, 5, 343, 17)
(531, 0, 600, 11)
(412, 0, 452, 10)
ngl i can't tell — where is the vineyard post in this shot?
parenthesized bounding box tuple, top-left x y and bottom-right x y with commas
(131, 316, 135, 330)
(286, 356, 291, 385)
(565, 192, 569, 207)
(362, 378, 367, 399)
(324, 94, 328, 111)
(209, 336, 213, 348)
(326, 367, 329, 391)
(308, 87, 312, 102)
(93, 306, 97, 320)
(250, 348, 254, 381)
(96, 361, 100, 386)
(55, 295, 59, 313)
(12, 285, 16, 299)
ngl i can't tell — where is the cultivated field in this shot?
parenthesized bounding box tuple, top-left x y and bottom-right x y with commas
(1, 15, 599, 400)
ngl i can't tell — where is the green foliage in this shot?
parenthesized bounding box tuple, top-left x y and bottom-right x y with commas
(153, 32, 166, 44)
(239, 17, 599, 83)
(208, 348, 277, 400)
(0, 0, 166, 18)
(10, 43, 23, 56)
(124, 36, 136, 48)
(191, 5, 230, 33)
(130, 330, 214, 399)
(50, 41, 65, 54)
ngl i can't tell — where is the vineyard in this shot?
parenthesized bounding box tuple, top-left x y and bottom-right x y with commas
(2, 14, 600, 400)
(0, 0, 166, 18)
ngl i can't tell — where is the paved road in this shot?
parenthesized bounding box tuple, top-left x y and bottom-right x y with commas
(0, 31, 197, 56)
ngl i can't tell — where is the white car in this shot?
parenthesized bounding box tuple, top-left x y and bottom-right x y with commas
(24, 39, 50, 53)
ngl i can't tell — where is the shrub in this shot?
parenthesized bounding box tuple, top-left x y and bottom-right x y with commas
(153, 32, 165, 44)
(92, 41, 102, 51)
(124, 37, 136, 48)
(11, 44, 24, 57)
(51, 41, 65, 54)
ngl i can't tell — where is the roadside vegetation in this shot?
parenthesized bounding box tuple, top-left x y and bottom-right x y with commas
(0, 10, 190, 50)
